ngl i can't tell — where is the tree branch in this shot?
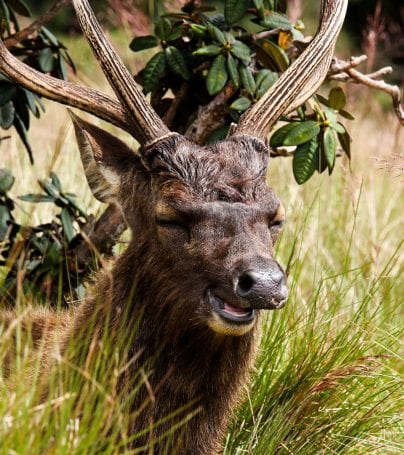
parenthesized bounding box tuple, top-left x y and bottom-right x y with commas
(73, 204, 126, 267)
(4, 0, 71, 49)
(162, 83, 188, 129)
(185, 83, 236, 145)
(328, 56, 403, 126)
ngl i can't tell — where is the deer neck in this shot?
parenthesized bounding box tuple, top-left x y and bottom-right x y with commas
(74, 238, 260, 453)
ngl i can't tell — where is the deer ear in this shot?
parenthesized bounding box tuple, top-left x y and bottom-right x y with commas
(69, 111, 137, 203)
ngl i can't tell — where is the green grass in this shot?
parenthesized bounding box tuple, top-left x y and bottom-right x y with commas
(0, 34, 403, 454)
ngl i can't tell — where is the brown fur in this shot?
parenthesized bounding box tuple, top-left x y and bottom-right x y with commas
(0, 124, 286, 454)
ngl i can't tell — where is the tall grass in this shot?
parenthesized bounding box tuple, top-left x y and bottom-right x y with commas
(0, 34, 402, 453)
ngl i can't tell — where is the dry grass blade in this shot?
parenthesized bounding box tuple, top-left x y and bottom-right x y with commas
(308, 355, 390, 395)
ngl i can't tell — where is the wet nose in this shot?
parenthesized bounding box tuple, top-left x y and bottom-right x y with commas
(235, 263, 288, 308)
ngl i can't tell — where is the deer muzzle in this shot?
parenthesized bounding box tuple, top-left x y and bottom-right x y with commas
(235, 261, 288, 310)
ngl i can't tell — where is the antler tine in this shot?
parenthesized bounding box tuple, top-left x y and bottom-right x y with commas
(0, 40, 134, 134)
(232, 0, 348, 140)
(72, 0, 172, 145)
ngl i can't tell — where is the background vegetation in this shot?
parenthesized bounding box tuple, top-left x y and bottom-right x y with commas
(0, 0, 402, 453)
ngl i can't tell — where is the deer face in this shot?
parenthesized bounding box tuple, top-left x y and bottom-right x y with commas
(1, 0, 347, 335)
(73, 118, 287, 337)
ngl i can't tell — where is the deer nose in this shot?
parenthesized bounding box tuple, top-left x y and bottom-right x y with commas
(235, 264, 288, 309)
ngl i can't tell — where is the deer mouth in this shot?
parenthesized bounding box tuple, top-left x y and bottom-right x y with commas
(206, 291, 256, 336)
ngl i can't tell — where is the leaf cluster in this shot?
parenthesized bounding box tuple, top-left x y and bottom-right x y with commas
(130, 0, 354, 183)
(270, 88, 353, 183)
(0, 0, 74, 162)
(0, 169, 92, 303)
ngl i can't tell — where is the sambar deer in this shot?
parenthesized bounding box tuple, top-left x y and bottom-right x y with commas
(0, 0, 347, 453)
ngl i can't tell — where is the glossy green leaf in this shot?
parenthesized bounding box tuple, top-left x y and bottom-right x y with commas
(260, 12, 292, 30)
(39, 48, 54, 73)
(293, 137, 319, 184)
(291, 27, 305, 41)
(224, 0, 249, 24)
(323, 127, 337, 171)
(269, 123, 298, 148)
(26, 259, 41, 272)
(328, 87, 346, 110)
(190, 24, 206, 38)
(317, 147, 328, 173)
(316, 94, 330, 107)
(129, 35, 159, 52)
(331, 120, 345, 134)
(339, 109, 355, 120)
(0, 0, 11, 34)
(206, 55, 228, 95)
(8, 0, 31, 17)
(167, 29, 182, 41)
(165, 46, 190, 80)
(40, 27, 59, 46)
(255, 70, 278, 98)
(142, 52, 166, 94)
(207, 23, 226, 44)
(230, 41, 251, 63)
(61, 208, 75, 242)
(64, 193, 87, 218)
(224, 32, 236, 44)
(230, 97, 251, 112)
(283, 121, 320, 146)
(338, 130, 352, 159)
(13, 112, 33, 163)
(193, 45, 221, 56)
(255, 69, 271, 88)
(50, 172, 62, 191)
(39, 180, 68, 204)
(155, 18, 172, 40)
(239, 66, 256, 96)
(227, 54, 239, 88)
(0, 102, 15, 129)
(23, 89, 40, 117)
(0, 82, 16, 105)
(0, 205, 11, 241)
(19, 194, 55, 203)
(0, 168, 14, 194)
(207, 125, 230, 144)
(57, 55, 68, 81)
(258, 40, 289, 71)
(209, 14, 227, 30)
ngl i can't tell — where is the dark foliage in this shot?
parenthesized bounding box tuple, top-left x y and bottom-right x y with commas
(0, 168, 91, 303)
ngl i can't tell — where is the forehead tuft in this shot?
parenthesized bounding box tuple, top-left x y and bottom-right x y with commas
(146, 135, 271, 203)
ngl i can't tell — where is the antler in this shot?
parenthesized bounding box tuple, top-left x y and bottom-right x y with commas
(0, 40, 133, 134)
(0, 0, 173, 145)
(72, 0, 171, 144)
(232, 0, 348, 140)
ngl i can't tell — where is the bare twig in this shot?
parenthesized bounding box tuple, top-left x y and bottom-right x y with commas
(73, 204, 127, 267)
(328, 55, 368, 75)
(185, 83, 236, 145)
(4, 0, 71, 49)
(162, 83, 188, 129)
(347, 67, 403, 125)
(365, 67, 393, 80)
(328, 55, 404, 126)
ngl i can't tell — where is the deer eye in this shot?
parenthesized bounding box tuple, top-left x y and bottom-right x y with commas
(269, 218, 285, 229)
(156, 218, 188, 230)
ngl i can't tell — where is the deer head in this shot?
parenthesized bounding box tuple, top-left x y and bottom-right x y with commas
(0, 0, 347, 337)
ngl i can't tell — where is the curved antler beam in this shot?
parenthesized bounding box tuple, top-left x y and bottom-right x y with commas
(0, 40, 135, 135)
(72, 0, 171, 145)
(232, 0, 348, 140)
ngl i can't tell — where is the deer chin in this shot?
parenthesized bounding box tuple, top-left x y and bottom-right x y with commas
(206, 292, 256, 336)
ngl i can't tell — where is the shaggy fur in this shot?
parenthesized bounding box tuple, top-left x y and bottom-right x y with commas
(1, 121, 286, 454)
